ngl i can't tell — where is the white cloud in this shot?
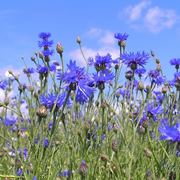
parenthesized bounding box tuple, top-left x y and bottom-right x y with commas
(99, 31, 115, 46)
(123, 0, 178, 33)
(124, 0, 151, 21)
(144, 6, 177, 32)
(69, 28, 119, 65)
(86, 28, 103, 38)
(69, 46, 119, 67)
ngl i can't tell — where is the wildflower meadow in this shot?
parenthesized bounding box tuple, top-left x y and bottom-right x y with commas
(0, 32, 180, 180)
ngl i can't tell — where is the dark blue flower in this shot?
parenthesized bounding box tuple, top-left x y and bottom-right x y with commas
(39, 32, 51, 39)
(0, 80, 7, 90)
(23, 68, 34, 75)
(32, 176, 37, 180)
(88, 53, 114, 71)
(38, 32, 53, 57)
(170, 58, 180, 68)
(42, 49, 54, 57)
(17, 168, 23, 176)
(40, 92, 71, 109)
(148, 70, 165, 86)
(114, 33, 129, 41)
(23, 148, 28, 161)
(159, 119, 180, 142)
(121, 51, 149, 70)
(58, 170, 71, 177)
(37, 65, 48, 75)
(146, 103, 163, 121)
(135, 68, 146, 77)
(43, 137, 49, 148)
(57, 60, 95, 104)
(4, 117, 17, 126)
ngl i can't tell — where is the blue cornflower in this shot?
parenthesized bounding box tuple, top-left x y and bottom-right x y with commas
(42, 49, 54, 57)
(4, 117, 17, 126)
(159, 119, 180, 142)
(37, 65, 48, 75)
(148, 70, 165, 86)
(57, 60, 95, 104)
(39, 32, 51, 39)
(23, 148, 28, 161)
(93, 71, 114, 86)
(121, 51, 149, 70)
(145, 103, 163, 121)
(0, 80, 7, 90)
(43, 137, 49, 148)
(40, 93, 58, 109)
(88, 53, 114, 71)
(114, 33, 129, 41)
(17, 168, 23, 176)
(58, 170, 71, 177)
(170, 58, 180, 69)
(118, 89, 130, 99)
(23, 68, 34, 75)
(40, 92, 71, 109)
(32, 176, 37, 180)
(38, 32, 53, 57)
(153, 91, 165, 104)
(135, 68, 146, 77)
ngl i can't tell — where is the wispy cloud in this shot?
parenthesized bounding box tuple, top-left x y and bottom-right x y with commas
(144, 6, 177, 32)
(123, 0, 178, 33)
(124, 0, 151, 21)
(69, 28, 118, 66)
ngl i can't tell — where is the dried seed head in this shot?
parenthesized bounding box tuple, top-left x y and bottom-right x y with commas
(36, 105, 48, 118)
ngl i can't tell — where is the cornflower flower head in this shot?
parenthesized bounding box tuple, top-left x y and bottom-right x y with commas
(4, 117, 17, 126)
(40, 92, 71, 109)
(58, 170, 71, 177)
(38, 32, 54, 60)
(159, 119, 180, 142)
(170, 58, 180, 70)
(57, 60, 95, 104)
(0, 80, 7, 90)
(121, 51, 149, 70)
(36, 65, 48, 75)
(93, 70, 114, 91)
(88, 53, 114, 71)
(148, 69, 165, 86)
(145, 103, 163, 121)
(43, 137, 49, 148)
(169, 72, 180, 89)
(135, 68, 146, 77)
(114, 32, 129, 41)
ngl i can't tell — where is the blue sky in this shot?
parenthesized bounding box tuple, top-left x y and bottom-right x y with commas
(0, 0, 180, 78)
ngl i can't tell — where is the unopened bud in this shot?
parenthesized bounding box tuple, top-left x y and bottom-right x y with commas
(56, 43, 63, 54)
(39, 52, 44, 59)
(37, 105, 48, 118)
(112, 139, 118, 152)
(31, 57, 35, 62)
(138, 81, 144, 91)
(161, 86, 167, 94)
(76, 36, 81, 44)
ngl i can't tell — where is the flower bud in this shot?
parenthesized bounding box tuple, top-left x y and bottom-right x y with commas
(112, 139, 118, 152)
(79, 160, 88, 177)
(36, 105, 48, 118)
(31, 57, 35, 62)
(138, 81, 144, 91)
(76, 36, 81, 44)
(39, 52, 44, 59)
(56, 43, 63, 54)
